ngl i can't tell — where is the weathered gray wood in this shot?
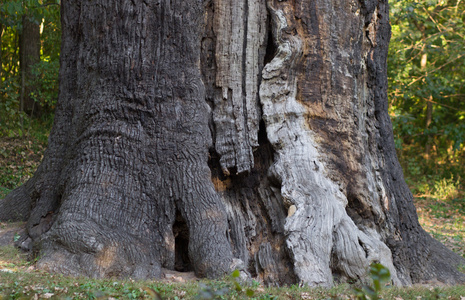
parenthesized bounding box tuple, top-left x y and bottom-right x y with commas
(258, 1, 400, 286)
(212, 0, 267, 174)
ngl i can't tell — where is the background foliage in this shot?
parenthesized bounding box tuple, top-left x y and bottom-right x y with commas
(388, 0, 465, 191)
(0, 0, 59, 137)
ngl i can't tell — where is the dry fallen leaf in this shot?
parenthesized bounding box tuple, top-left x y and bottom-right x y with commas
(301, 292, 312, 299)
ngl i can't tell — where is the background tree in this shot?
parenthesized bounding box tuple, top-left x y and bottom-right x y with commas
(389, 0, 465, 164)
(1, 0, 465, 287)
(20, 13, 40, 116)
(0, 0, 60, 134)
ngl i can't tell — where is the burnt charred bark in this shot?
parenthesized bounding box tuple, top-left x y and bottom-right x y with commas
(1, 0, 464, 286)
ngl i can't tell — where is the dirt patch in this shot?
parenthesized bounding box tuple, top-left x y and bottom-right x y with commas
(161, 269, 199, 283)
(0, 222, 25, 247)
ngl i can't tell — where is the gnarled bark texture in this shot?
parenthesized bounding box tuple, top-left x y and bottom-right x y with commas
(1, 0, 464, 286)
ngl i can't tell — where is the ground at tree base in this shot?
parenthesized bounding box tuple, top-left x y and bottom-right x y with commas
(1, 203, 465, 298)
(1, 228, 465, 299)
(0, 221, 200, 284)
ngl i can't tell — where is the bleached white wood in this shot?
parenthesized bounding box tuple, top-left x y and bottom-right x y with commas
(259, 2, 400, 286)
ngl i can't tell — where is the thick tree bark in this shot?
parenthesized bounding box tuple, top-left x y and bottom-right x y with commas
(20, 15, 41, 116)
(1, 0, 464, 286)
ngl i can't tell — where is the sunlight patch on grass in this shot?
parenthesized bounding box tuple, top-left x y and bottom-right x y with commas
(415, 197, 465, 257)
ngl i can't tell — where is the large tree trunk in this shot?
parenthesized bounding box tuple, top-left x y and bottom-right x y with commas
(1, 0, 464, 286)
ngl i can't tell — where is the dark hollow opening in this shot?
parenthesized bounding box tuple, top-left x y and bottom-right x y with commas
(264, 18, 277, 65)
(173, 210, 192, 272)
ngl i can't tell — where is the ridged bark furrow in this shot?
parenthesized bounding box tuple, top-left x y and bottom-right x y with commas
(209, 134, 296, 285)
(205, 0, 296, 285)
(212, 0, 267, 174)
(4, 0, 235, 280)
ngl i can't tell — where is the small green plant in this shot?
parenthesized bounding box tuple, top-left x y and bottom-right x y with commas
(354, 263, 391, 300)
(13, 233, 21, 242)
(196, 270, 255, 299)
(0, 187, 11, 199)
(432, 175, 461, 201)
(231, 269, 255, 298)
(196, 282, 230, 300)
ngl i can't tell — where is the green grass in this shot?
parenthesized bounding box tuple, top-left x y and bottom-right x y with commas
(0, 247, 343, 299)
(397, 148, 465, 259)
(1, 246, 465, 299)
(0, 187, 11, 199)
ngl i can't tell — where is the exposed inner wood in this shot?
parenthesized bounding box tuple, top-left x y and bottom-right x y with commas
(212, 0, 268, 174)
(259, 0, 399, 286)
